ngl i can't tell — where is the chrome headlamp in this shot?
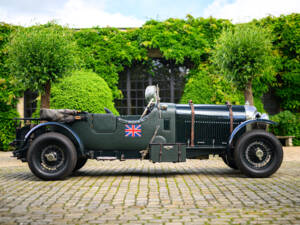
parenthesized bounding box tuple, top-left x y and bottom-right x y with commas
(244, 105, 269, 120)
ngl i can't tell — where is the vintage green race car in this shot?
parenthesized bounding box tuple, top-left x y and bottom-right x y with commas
(12, 86, 283, 180)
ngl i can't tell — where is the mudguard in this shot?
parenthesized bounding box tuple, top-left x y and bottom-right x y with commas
(228, 119, 276, 146)
(23, 122, 85, 156)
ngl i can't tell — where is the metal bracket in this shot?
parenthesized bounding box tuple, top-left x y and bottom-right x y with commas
(178, 144, 182, 162)
(140, 125, 160, 160)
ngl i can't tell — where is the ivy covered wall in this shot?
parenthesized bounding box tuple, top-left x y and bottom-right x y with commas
(0, 23, 21, 150)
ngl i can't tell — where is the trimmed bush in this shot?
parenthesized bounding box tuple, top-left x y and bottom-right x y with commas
(50, 71, 119, 115)
(270, 111, 300, 146)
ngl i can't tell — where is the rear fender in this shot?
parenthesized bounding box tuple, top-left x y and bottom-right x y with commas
(23, 122, 85, 156)
(228, 119, 276, 148)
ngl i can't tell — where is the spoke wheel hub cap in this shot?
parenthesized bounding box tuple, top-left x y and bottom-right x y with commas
(245, 140, 272, 169)
(255, 148, 264, 161)
(40, 145, 65, 172)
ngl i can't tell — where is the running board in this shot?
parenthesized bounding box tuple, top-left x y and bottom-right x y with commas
(96, 156, 117, 161)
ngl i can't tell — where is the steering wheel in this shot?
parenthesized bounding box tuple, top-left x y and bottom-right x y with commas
(104, 107, 112, 114)
(140, 98, 154, 119)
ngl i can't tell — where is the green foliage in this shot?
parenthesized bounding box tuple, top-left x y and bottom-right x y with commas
(0, 23, 16, 77)
(0, 23, 22, 105)
(74, 27, 147, 98)
(254, 14, 300, 111)
(0, 103, 18, 151)
(50, 71, 118, 114)
(6, 22, 77, 93)
(271, 111, 300, 146)
(0, 23, 22, 151)
(181, 69, 243, 105)
(138, 16, 231, 65)
(212, 24, 275, 91)
(180, 69, 265, 112)
(253, 96, 265, 113)
(74, 17, 231, 99)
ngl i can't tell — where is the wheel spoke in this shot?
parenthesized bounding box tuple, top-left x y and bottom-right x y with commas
(244, 139, 273, 169)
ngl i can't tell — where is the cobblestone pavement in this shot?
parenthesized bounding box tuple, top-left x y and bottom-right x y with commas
(0, 148, 299, 224)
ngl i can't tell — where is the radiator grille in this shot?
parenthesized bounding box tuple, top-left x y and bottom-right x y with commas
(176, 114, 242, 145)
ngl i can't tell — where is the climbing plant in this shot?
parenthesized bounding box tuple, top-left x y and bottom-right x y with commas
(74, 27, 147, 98)
(253, 14, 300, 112)
(0, 23, 21, 151)
(74, 16, 232, 99)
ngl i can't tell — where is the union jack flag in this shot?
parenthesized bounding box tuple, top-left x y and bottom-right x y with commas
(125, 124, 142, 137)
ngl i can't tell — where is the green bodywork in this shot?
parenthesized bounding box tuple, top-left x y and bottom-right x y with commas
(70, 109, 161, 151)
(14, 101, 275, 163)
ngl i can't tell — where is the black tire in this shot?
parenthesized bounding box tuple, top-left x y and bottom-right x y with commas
(222, 154, 238, 170)
(73, 157, 88, 172)
(27, 132, 77, 180)
(234, 130, 283, 178)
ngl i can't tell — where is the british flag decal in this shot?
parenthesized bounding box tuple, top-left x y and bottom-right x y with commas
(125, 124, 142, 137)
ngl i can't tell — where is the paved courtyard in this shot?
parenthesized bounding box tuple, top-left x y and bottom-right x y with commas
(0, 147, 299, 224)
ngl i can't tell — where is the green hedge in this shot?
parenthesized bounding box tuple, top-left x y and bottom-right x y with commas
(50, 71, 118, 115)
(0, 104, 18, 151)
(270, 111, 300, 146)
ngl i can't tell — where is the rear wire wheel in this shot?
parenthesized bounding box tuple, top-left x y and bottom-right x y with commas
(73, 157, 88, 172)
(234, 130, 283, 178)
(27, 132, 77, 180)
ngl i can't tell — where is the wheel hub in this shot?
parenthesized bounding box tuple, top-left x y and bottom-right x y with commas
(245, 140, 272, 168)
(255, 148, 264, 161)
(45, 152, 57, 162)
(40, 145, 65, 172)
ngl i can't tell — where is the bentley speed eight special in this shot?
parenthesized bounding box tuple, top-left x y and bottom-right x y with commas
(12, 86, 283, 180)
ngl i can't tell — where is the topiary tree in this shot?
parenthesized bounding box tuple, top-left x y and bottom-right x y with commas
(180, 68, 265, 112)
(6, 22, 76, 109)
(50, 71, 119, 115)
(212, 24, 274, 106)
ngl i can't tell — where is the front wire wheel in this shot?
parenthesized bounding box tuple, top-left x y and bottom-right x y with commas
(234, 130, 283, 178)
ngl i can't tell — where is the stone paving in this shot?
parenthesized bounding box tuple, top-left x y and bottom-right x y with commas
(0, 148, 299, 224)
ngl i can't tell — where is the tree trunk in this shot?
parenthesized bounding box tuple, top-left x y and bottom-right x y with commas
(244, 81, 254, 106)
(41, 80, 51, 109)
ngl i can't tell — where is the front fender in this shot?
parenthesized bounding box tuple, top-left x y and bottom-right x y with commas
(228, 119, 276, 146)
(23, 122, 85, 156)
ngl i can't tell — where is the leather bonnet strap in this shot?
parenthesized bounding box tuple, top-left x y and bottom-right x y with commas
(226, 102, 233, 133)
(189, 100, 195, 147)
